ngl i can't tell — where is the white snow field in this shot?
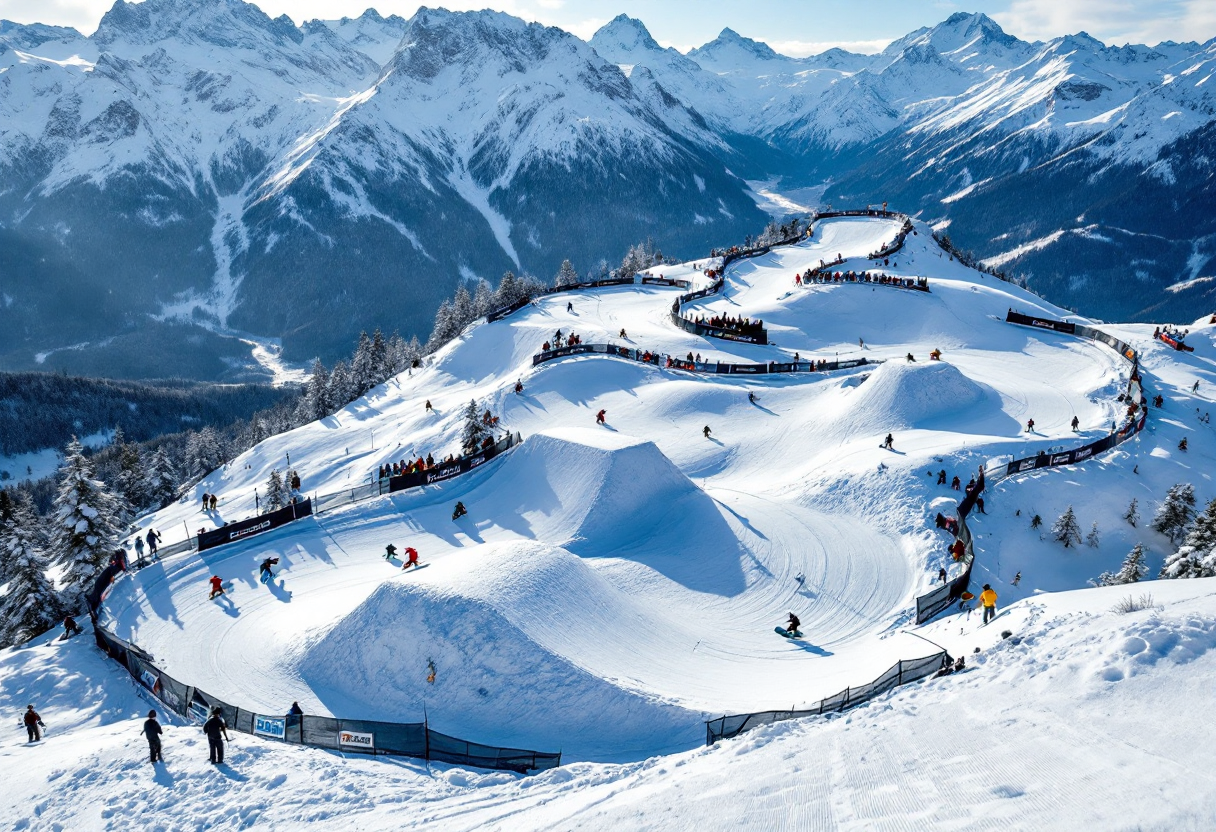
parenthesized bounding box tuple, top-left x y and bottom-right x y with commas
(5, 214, 1216, 828)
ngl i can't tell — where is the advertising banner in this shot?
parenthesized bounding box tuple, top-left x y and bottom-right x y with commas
(197, 500, 312, 552)
(387, 435, 514, 493)
(339, 730, 375, 751)
(255, 716, 286, 739)
(139, 667, 160, 693)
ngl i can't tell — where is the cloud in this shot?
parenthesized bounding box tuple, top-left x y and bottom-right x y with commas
(994, 0, 1216, 45)
(767, 38, 894, 57)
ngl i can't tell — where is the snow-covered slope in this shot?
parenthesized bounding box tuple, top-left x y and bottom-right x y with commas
(5, 213, 1216, 827)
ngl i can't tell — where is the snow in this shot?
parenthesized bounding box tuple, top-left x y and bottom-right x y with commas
(7, 214, 1216, 827)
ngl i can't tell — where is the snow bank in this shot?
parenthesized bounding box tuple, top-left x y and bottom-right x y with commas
(836, 359, 987, 434)
(298, 540, 702, 760)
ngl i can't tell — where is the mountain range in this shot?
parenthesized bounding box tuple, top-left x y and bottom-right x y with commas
(1, 2, 1213, 380)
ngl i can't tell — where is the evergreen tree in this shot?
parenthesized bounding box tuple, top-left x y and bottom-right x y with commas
(185, 426, 226, 481)
(51, 437, 122, 608)
(495, 271, 520, 308)
(472, 281, 496, 318)
(327, 360, 354, 410)
(0, 489, 16, 583)
(1151, 483, 1197, 544)
(1160, 497, 1216, 579)
(370, 329, 389, 386)
(265, 469, 286, 513)
(426, 299, 458, 351)
(1086, 521, 1100, 548)
(451, 286, 475, 334)
(143, 447, 178, 510)
(460, 400, 490, 456)
(0, 500, 61, 646)
(300, 359, 330, 421)
(1122, 497, 1139, 528)
(1051, 506, 1081, 548)
(554, 259, 579, 287)
(351, 331, 375, 396)
(1113, 543, 1148, 584)
(113, 429, 145, 515)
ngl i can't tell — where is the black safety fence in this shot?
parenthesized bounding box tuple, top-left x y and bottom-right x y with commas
(484, 277, 636, 322)
(705, 651, 949, 744)
(640, 276, 691, 288)
(915, 469, 983, 624)
(197, 499, 313, 552)
(313, 434, 520, 516)
(91, 623, 560, 773)
(530, 342, 873, 376)
(670, 309, 768, 344)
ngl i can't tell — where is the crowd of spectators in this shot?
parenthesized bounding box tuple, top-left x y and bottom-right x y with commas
(683, 313, 765, 337)
(796, 267, 928, 292)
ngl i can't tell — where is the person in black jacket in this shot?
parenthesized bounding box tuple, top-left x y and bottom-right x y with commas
(144, 710, 164, 764)
(203, 708, 229, 764)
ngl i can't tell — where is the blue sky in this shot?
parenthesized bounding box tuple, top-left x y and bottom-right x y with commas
(3, 0, 1213, 53)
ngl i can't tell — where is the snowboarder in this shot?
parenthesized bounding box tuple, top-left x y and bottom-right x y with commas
(567, 301, 573, 313)
(144, 710, 164, 764)
(290, 472, 301, 491)
(938, 567, 948, 583)
(1012, 571, 1022, 587)
(859, 338, 865, 348)
(979, 584, 998, 624)
(202, 492, 210, 510)
(203, 707, 228, 764)
(1026, 418, 1035, 432)
(62, 615, 82, 638)
(403, 547, 420, 569)
(930, 348, 941, 360)
(937, 470, 947, 485)
(208, 575, 225, 600)
(1194, 380, 1201, 393)
(23, 705, 44, 743)
(425, 400, 433, 412)
(1179, 437, 1188, 452)
(384, 544, 397, 561)
(783, 612, 802, 638)
(620, 328, 627, 338)
(906, 352, 915, 363)
(882, 433, 894, 449)
(452, 501, 468, 520)
(596, 409, 606, 425)
(748, 391, 757, 404)
(976, 496, 986, 514)
(210, 494, 218, 511)
(259, 557, 279, 585)
(146, 529, 161, 558)
(1071, 415, 1080, 431)
(951, 476, 961, 491)
(133, 535, 146, 567)
(703, 425, 712, 438)
(514, 380, 523, 394)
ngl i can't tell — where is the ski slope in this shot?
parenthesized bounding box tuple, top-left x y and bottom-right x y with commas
(92, 214, 1215, 766)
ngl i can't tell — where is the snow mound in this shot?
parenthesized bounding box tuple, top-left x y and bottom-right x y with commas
(837, 359, 987, 433)
(298, 540, 701, 759)
(467, 428, 736, 561)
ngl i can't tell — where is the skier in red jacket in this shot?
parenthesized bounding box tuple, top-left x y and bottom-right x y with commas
(596, 409, 606, 424)
(403, 547, 420, 570)
(208, 576, 224, 600)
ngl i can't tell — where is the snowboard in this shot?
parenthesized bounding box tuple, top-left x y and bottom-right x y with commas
(259, 570, 274, 585)
(775, 627, 803, 639)
(401, 563, 429, 573)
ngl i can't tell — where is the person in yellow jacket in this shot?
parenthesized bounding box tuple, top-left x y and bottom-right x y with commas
(979, 584, 998, 624)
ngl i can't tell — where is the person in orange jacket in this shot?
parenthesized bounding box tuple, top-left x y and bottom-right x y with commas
(979, 584, 998, 624)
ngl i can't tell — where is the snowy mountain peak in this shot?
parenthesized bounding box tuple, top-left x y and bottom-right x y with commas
(688, 27, 784, 70)
(592, 14, 661, 53)
(0, 19, 84, 49)
(94, 0, 303, 49)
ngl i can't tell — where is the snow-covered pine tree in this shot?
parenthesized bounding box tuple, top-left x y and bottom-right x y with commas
(1159, 497, 1216, 579)
(265, 469, 286, 513)
(1151, 483, 1197, 544)
(1097, 543, 1148, 586)
(1087, 522, 1100, 548)
(472, 281, 495, 318)
(426, 299, 458, 351)
(112, 429, 145, 515)
(0, 500, 61, 646)
(327, 360, 354, 410)
(451, 285, 475, 335)
(300, 359, 330, 421)
(52, 437, 122, 608)
(554, 259, 579, 288)
(143, 447, 178, 510)
(460, 400, 490, 456)
(370, 329, 389, 386)
(351, 331, 375, 397)
(1122, 497, 1139, 528)
(1052, 506, 1082, 548)
(185, 426, 227, 481)
(495, 271, 520, 308)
